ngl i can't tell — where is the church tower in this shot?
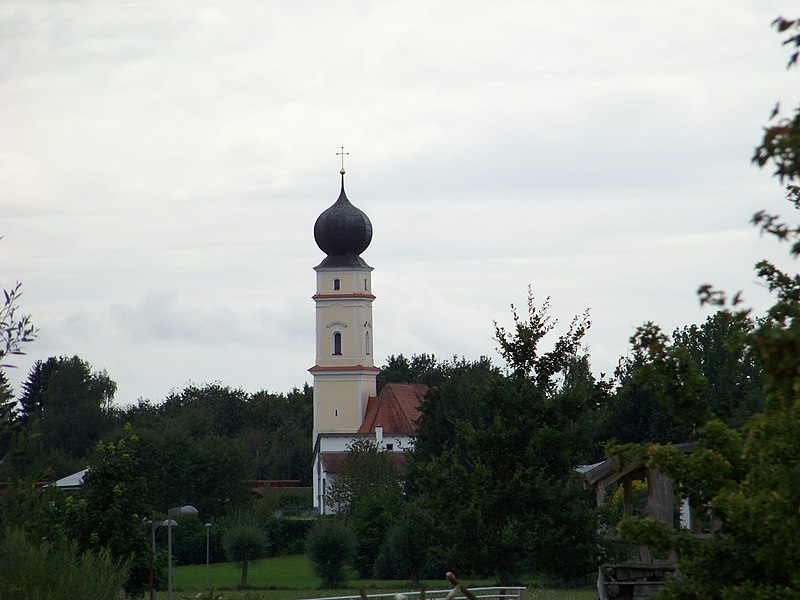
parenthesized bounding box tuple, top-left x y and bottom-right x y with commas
(310, 167, 379, 447)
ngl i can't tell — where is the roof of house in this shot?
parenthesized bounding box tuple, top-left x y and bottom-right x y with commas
(54, 468, 89, 489)
(320, 451, 410, 474)
(357, 383, 428, 435)
(575, 442, 700, 488)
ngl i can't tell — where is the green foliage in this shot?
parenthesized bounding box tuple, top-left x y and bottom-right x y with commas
(672, 311, 764, 426)
(348, 486, 404, 578)
(0, 371, 18, 464)
(136, 427, 251, 518)
(0, 281, 36, 368)
(15, 356, 116, 467)
(115, 383, 312, 488)
(610, 19, 800, 598)
(63, 425, 150, 596)
(247, 385, 313, 485)
(408, 292, 604, 584)
(373, 519, 430, 582)
(325, 438, 401, 512)
(377, 353, 441, 390)
(172, 514, 226, 566)
(223, 513, 269, 588)
(268, 516, 315, 555)
(494, 289, 590, 389)
(0, 528, 129, 600)
(160, 383, 249, 438)
(0, 480, 70, 542)
(306, 518, 356, 588)
(603, 311, 764, 446)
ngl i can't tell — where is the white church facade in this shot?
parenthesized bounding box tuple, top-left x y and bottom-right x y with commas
(310, 167, 426, 513)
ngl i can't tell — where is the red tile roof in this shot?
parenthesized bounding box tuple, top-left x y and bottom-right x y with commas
(357, 383, 428, 435)
(320, 451, 410, 474)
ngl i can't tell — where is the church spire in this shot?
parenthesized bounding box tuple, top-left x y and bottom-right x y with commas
(313, 152, 372, 270)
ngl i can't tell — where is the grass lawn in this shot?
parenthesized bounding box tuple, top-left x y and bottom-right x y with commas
(168, 555, 594, 600)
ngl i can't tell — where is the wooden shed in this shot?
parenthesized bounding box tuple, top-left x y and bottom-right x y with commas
(576, 443, 699, 600)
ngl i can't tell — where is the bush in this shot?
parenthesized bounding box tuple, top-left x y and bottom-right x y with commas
(269, 516, 315, 555)
(305, 518, 355, 588)
(222, 514, 268, 589)
(373, 522, 429, 583)
(0, 528, 129, 600)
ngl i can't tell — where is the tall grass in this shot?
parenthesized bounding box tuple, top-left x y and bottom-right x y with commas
(0, 528, 130, 600)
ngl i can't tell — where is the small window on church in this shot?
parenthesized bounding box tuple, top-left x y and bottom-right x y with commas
(386, 443, 394, 451)
(365, 331, 371, 355)
(364, 278, 368, 290)
(333, 331, 342, 355)
(334, 409, 338, 416)
(333, 279, 340, 291)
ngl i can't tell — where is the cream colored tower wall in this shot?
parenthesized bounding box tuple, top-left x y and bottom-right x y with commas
(314, 301, 374, 367)
(312, 266, 377, 443)
(311, 371, 376, 440)
(317, 270, 372, 295)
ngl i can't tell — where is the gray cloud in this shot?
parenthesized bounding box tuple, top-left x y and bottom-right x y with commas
(1, 0, 793, 405)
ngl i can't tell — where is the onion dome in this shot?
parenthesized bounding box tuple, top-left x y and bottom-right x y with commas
(314, 170, 373, 269)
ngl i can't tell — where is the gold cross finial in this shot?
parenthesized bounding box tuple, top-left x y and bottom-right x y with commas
(336, 146, 349, 173)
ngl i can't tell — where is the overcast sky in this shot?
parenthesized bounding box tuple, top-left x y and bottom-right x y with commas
(2, 0, 798, 405)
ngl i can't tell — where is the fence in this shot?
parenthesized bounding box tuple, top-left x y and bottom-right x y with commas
(300, 586, 526, 600)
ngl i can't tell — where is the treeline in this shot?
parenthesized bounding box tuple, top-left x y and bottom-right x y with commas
(321, 302, 766, 587)
(0, 283, 775, 597)
(0, 301, 768, 593)
(0, 362, 314, 596)
(1, 361, 313, 488)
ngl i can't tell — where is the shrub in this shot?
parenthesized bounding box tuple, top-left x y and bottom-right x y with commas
(0, 528, 129, 600)
(222, 514, 268, 589)
(373, 518, 433, 583)
(270, 516, 315, 555)
(305, 518, 355, 588)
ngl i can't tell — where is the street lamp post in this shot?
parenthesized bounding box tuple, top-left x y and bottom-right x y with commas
(146, 518, 156, 600)
(167, 505, 198, 600)
(146, 517, 176, 600)
(205, 522, 212, 591)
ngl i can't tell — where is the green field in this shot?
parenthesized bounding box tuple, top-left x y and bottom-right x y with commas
(167, 554, 594, 600)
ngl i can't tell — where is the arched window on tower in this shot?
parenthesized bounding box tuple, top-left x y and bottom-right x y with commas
(365, 331, 371, 355)
(333, 331, 342, 355)
(364, 278, 368, 291)
(333, 278, 340, 291)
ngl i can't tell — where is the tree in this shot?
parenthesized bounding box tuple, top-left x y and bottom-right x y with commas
(325, 438, 401, 511)
(248, 385, 313, 484)
(135, 428, 251, 518)
(18, 356, 116, 461)
(0, 281, 36, 368)
(64, 425, 150, 597)
(0, 370, 17, 463)
(377, 353, 440, 390)
(672, 311, 764, 427)
(611, 18, 800, 599)
(324, 438, 403, 577)
(373, 518, 430, 583)
(159, 383, 249, 439)
(603, 311, 765, 446)
(0, 279, 35, 471)
(407, 292, 604, 583)
(222, 513, 268, 588)
(306, 519, 356, 588)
